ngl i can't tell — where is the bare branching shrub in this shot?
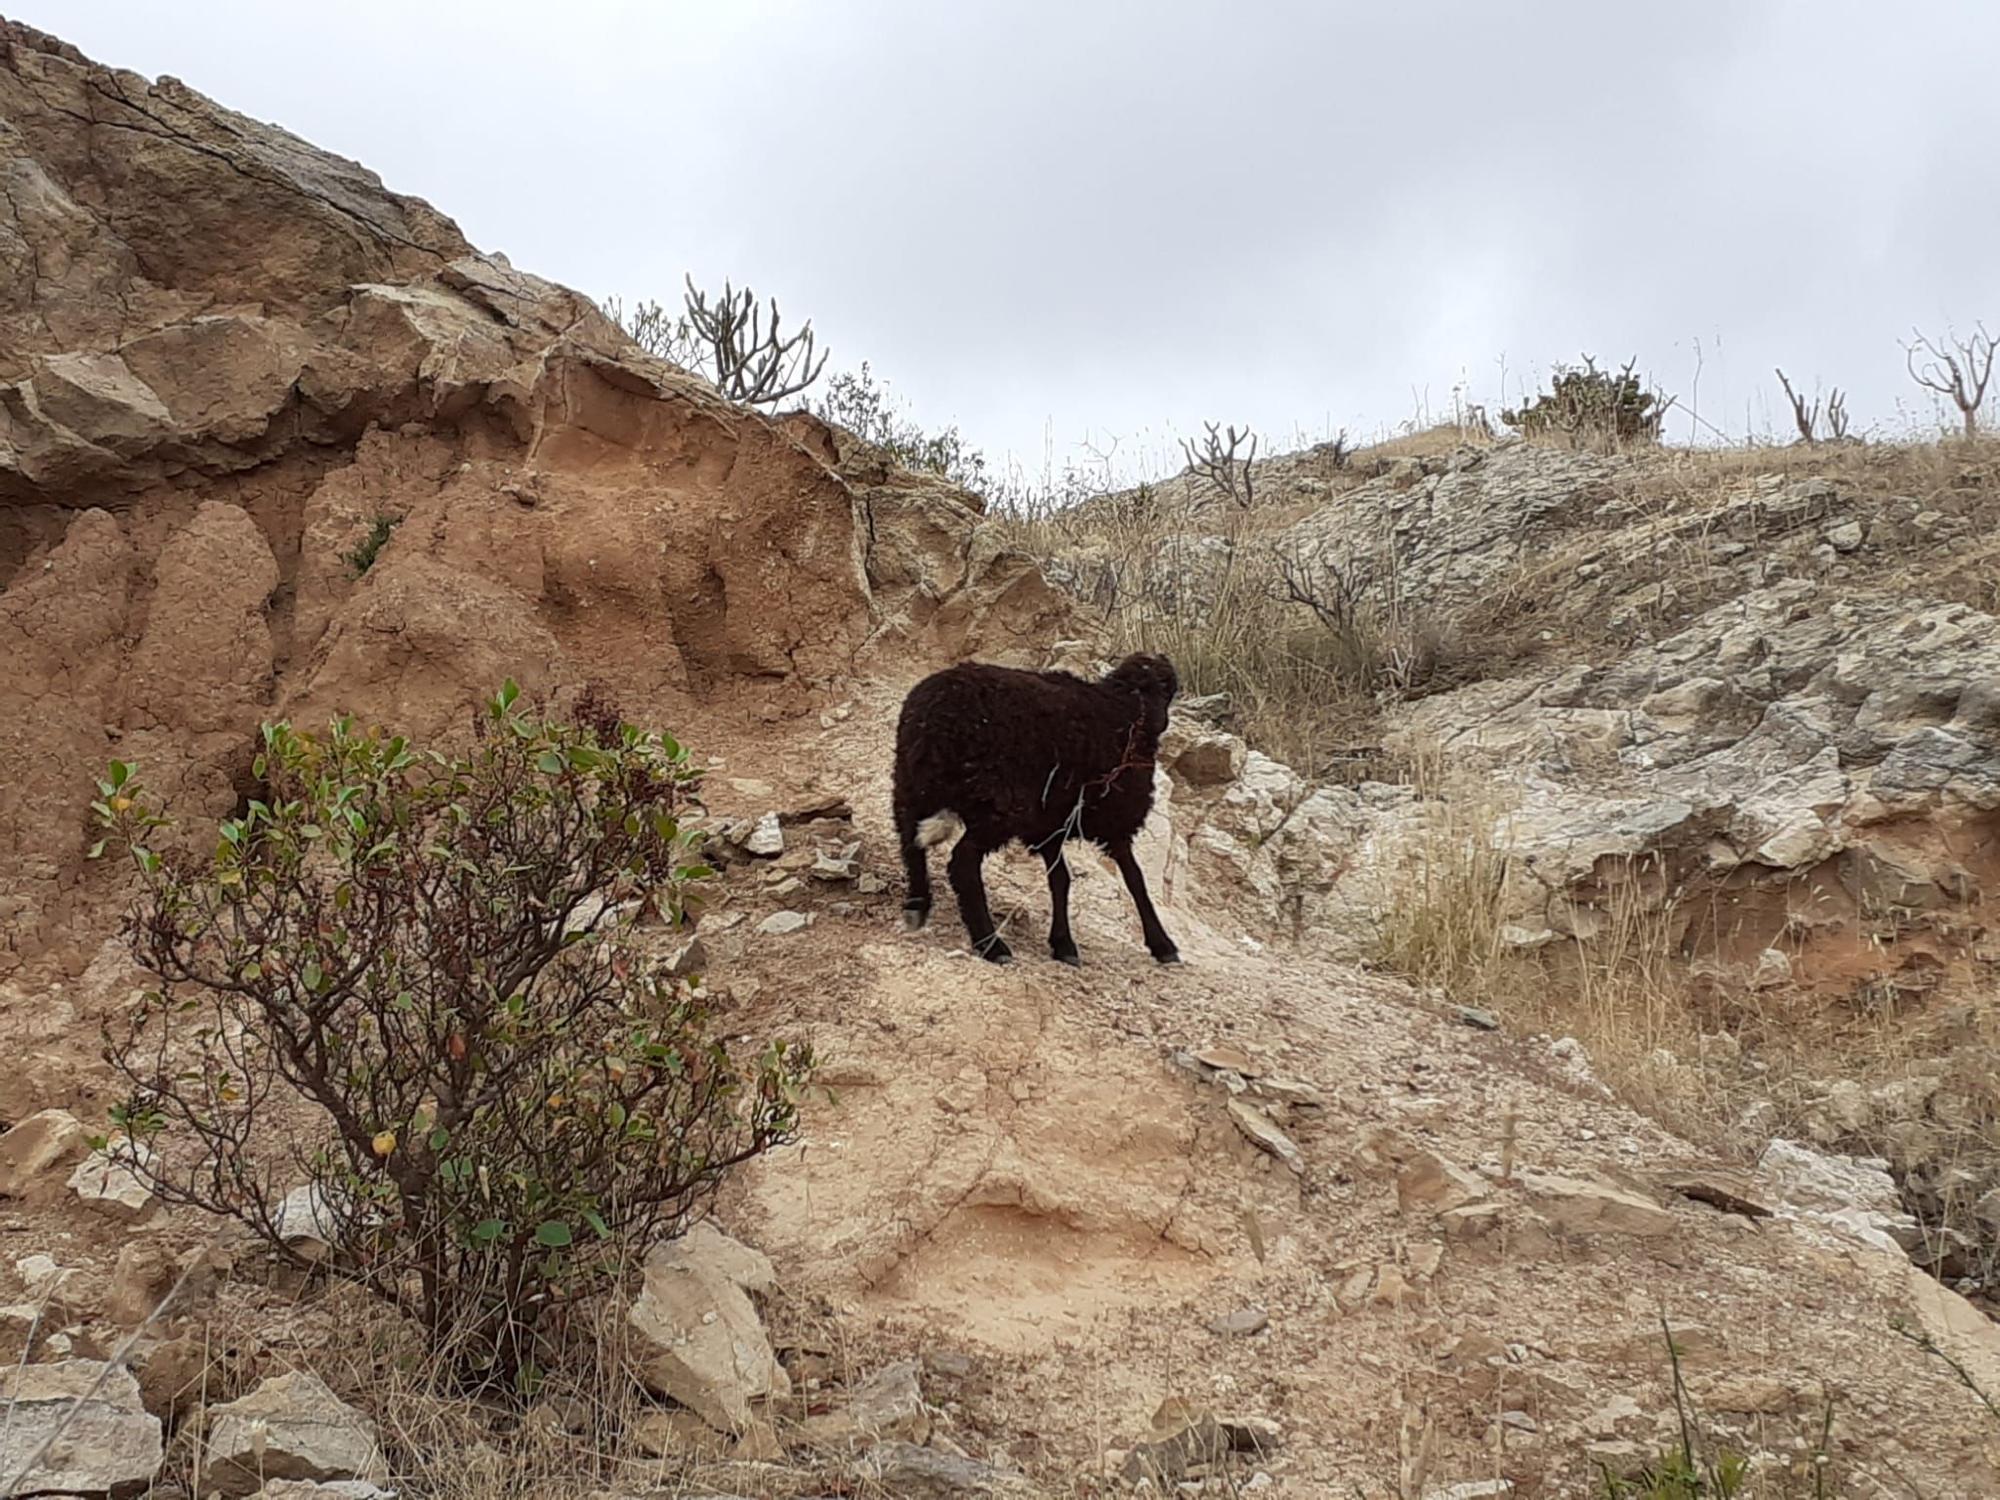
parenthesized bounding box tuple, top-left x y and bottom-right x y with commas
(1270, 540, 1443, 698)
(1502, 356, 1673, 450)
(606, 294, 700, 370)
(609, 274, 828, 407)
(1905, 323, 1996, 438)
(1180, 421, 1259, 508)
(90, 684, 814, 1391)
(1775, 368, 1850, 446)
(1311, 429, 1354, 471)
(815, 362, 988, 491)
(993, 460, 1398, 775)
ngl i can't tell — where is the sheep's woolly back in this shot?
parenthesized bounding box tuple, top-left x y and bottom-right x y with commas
(892, 653, 1178, 857)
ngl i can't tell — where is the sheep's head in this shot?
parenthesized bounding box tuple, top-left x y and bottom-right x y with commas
(1106, 653, 1178, 734)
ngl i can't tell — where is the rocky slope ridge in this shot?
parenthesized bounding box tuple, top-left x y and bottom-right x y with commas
(0, 18, 1062, 990)
(1110, 440, 1999, 978)
(1060, 430, 2000, 1321)
(4, 18, 2000, 1498)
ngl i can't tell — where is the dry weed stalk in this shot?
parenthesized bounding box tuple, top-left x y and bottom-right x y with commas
(1395, 1399, 1438, 1499)
(1775, 368, 1851, 446)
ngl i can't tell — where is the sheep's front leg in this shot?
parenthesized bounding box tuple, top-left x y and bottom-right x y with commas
(1109, 840, 1180, 964)
(1041, 845, 1080, 966)
(947, 836, 1012, 963)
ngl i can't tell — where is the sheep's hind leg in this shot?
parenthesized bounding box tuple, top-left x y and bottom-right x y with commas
(896, 800, 931, 931)
(1109, 839, 1180, 964)
(1040, 843, 1080, 966)
(947, 834, 1012, 963)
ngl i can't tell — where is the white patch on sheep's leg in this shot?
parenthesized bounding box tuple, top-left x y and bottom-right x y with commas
(916, 812, 964, 850)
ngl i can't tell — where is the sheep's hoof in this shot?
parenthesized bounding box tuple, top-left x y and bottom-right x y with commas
(976, 935, 1014, 964)
(1153, 948, 1183, 965)
(1054, 949, 1082, 968)
(902, 905, 930, 932)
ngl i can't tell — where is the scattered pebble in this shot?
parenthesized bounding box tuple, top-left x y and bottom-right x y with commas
(1208, 1306, 1269, 1337)
(745, 812, 784, 857)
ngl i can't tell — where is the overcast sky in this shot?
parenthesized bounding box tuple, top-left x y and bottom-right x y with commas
(21, 1, 2000, 481)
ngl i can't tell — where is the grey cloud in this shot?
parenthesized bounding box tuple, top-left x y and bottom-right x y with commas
(18, 0, 2000, 476)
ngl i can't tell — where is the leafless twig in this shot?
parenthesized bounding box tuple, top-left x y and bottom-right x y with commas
(1776, 367, 1823, 444)
(1891, 1317, 2000, 1425)
(1181, 421, 1259, 509)
(1905, 323, 1996, 439)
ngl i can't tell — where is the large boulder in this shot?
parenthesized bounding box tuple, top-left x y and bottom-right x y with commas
(0, 1359, 163, 1497)
(627, 1223, 790, 1433)
(200, 1372, 385, 1497)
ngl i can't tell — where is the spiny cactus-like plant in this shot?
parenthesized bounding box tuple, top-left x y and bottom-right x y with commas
(1502, 355, 1672, 449)
(608, 274, 829, 408)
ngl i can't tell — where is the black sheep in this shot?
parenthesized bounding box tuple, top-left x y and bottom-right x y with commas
(892, 652, 1181, 966)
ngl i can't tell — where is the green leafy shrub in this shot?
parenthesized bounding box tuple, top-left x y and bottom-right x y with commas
(91, 683, 813, 1389)
(341, 514, 401, 577)
(1601, 1447, 1750, 1499)
(1503, 355, 1672, 448)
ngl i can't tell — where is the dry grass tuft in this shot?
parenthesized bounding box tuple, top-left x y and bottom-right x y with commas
(988, 436, 1519, 781)
(1367, 758, 2000, 1302)
(1366, 766, 1741, 1138)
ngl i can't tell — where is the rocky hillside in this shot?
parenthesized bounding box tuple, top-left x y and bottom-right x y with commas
(4, 18, 2000, 1499)
(1038, 424, 2000, 1286)
(0, 19, 1065, 991)
(1137, 439, 2000, 973)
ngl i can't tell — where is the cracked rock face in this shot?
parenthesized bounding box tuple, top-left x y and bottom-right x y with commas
(0, 1359, 164, 1497)
(1130, 442, 1999, 1001)
(0, 16, 1064, 982)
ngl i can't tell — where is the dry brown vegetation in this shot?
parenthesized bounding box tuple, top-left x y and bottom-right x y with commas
(989, 427, 1507, 781)
(1367, 768, 2000, 1296)
(994, 428, 2000, 779)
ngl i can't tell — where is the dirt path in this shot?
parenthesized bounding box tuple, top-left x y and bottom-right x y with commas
(670, 677, 2000, 1494)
